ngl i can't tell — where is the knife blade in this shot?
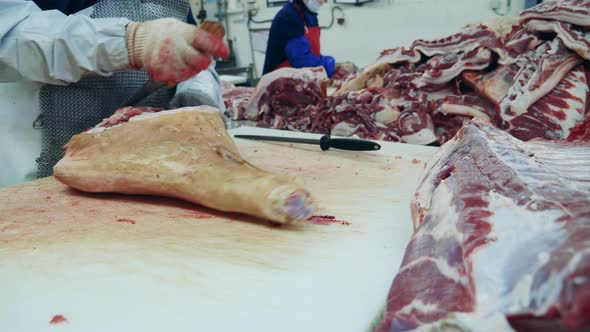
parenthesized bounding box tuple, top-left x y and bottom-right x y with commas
(122, 79, 168, 108)
(234, 134, 381, 151)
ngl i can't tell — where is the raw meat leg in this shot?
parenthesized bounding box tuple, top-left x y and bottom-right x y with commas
(54, 106, 315, 224)
(377, 119, 590, 332)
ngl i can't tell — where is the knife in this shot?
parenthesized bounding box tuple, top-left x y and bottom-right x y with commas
(234, 134, 381, 151)
(122, 79, 168, 108)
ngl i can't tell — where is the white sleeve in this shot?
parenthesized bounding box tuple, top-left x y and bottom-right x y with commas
(0, 1, 131, 85)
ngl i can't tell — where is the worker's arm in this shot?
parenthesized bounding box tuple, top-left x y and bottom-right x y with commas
(0, 1, 229, 85)
(0, 0, 130, 85)
(284, 36, 336, 77)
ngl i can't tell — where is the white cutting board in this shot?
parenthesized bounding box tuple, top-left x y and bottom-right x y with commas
(0, 127, 437, 332)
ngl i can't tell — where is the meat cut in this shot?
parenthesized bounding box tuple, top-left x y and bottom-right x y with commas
(497, 38, 583, 124)
(525, 19, 590, 60)
(376, 24, 511, 66)
(222, 0, 590, 146)
(223, 87, 255, 121)
(329, 63, 358, 91)
(504, 64, 588, 140)
(245, 67, 328, 123)
(417, 47, 493, 87)
(520, 0, 590, 27)
(377, 119, 590, 332)
(54, 106, 315, 224)
(462, 65, 518, 104)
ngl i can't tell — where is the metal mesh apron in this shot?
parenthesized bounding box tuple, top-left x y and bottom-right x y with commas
(36, 0, 190, 178)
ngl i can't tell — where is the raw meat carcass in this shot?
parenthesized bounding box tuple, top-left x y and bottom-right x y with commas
(525, 19, 590, 60)
(462, 65, 518, 104)
(520, 0, 590, 27)
(568, 109, 590, 142)
(430, 94, 495, 143)
(497, 38, 583, 124)
(417, 47, 493, 87)
(223, 87, 255, 120)
(376, 24, 511, 66)
(54, 106, 315, 224)
(504, 24, 542, 58)
(461, 65, 518, 105)
(377, 119, 590, 332)
(505, 64, 588, 140)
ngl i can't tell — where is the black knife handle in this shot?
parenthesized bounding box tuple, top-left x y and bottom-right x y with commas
(320, 135, 381, 151)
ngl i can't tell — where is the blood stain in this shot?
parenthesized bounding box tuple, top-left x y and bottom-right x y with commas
(394, 156, 402, 160)
(411, 158, 421, 164)
(168, 211, 213, 219)
(50, 315, 68, 325)
(116, 218, 136, 225)
(379, 165, 393, 171)
(307, 215, 351, 226)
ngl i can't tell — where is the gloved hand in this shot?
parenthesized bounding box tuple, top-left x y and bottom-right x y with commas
(125, 18, 229, 83)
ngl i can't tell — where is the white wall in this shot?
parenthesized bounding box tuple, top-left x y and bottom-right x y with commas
(225, 0, 525, 78)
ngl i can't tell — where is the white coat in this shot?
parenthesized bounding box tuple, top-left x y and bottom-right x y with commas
(0, 1, 224, 188)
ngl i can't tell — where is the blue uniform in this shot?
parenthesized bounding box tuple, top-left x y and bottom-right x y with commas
(263, 0, 335, 77)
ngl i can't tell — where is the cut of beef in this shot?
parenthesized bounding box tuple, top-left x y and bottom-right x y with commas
(329, 63, 358, 91)
(245, 67, 328, 122)
(462, 65, 518, 104)
(497, 38, 583, 124)
(526, 19, 590, 60)
(429, 94, 496, 144)
(504, 64, 588, 141)
(417, 47, 493, 87)
(376, 25, 510, 66)
(520, 0, 590, 27)
(504, 25, 542, 58)
(223, 87, 255, 121)
(377, 119, 590, 332)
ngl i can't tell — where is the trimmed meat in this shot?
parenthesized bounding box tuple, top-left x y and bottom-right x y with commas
(54, 106, 315, 224)
(378, 119, 590, 332)
(505, 64, 588, 140)
(497, 38, 583, 124)
(223, 87, 255, 121)
(520, 0, 590, 27)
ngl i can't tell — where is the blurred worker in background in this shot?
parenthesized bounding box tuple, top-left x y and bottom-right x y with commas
(263, 0, 336, 77)
(0, 0, 229, 188)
